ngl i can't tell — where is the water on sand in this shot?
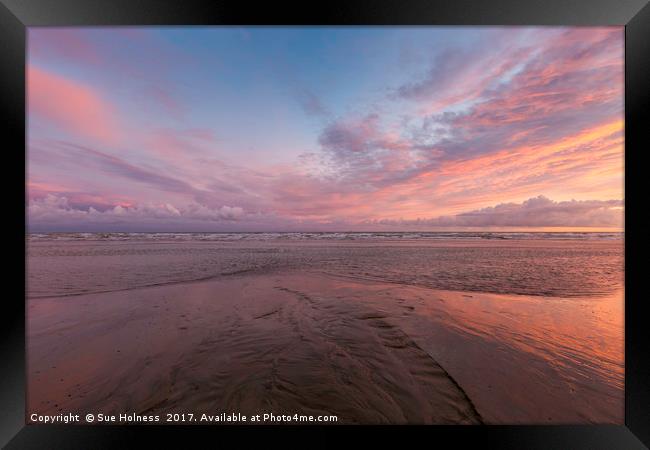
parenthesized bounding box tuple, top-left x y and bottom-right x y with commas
(27, 234, 624, 424)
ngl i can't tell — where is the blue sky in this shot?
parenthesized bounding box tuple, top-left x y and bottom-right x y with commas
(27, 27, 624, 231)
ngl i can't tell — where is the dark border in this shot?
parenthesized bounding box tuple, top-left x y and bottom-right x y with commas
(2, 0, 649, 448)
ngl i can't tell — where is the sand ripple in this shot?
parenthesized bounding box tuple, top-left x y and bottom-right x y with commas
(28, 274, 481, 424)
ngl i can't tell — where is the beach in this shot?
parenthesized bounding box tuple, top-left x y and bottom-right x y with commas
(24, 23, 626, 430)
(27, 234, 624, 424)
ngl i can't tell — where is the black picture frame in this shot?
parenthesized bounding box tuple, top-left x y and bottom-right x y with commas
(2, 0, 648, 448)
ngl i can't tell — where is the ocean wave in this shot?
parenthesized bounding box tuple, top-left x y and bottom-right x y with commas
(26, 231, 624, 242)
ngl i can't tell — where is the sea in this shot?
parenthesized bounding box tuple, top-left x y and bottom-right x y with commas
(26, 232, 624, 299)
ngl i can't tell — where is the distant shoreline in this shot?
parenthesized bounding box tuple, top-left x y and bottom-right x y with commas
(26, 230, 625, 234)
(26, 230, 624, 243)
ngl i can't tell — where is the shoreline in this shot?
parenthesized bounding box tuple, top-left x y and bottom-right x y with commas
(27, 237, 625, 300)
(27, 271, 623, 424)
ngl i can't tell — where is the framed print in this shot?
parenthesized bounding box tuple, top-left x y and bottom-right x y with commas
(1, 0, 649, 448)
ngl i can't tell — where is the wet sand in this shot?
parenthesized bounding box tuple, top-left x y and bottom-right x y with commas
(27, 271, 623, 424)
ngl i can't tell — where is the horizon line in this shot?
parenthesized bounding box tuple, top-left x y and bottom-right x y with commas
(26, 229, 625, 234)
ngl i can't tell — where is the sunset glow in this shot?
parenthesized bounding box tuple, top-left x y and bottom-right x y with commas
(27, 27, 624, 231)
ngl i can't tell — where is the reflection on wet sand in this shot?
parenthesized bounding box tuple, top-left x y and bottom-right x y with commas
(28, 271, 623, 424)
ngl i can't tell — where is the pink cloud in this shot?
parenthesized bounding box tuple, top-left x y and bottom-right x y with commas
(306, 27, 623, 215)
(28, 65, 119, 144)
(27, 181, 136, 211)
(25, 28, 624, 231)
(365, 196, 623, 229)
(398, 32, 536, 114)
(27, 193, 621, 232)
(28, 194, 244, 228)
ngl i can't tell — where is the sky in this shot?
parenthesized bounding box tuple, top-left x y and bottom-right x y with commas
(27, 26, 624, 232)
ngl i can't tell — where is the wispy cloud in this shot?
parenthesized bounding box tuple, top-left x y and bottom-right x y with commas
(28, 65, 119, 144)
(31, 141, 199, 195)
(26, 27, 624, 231)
